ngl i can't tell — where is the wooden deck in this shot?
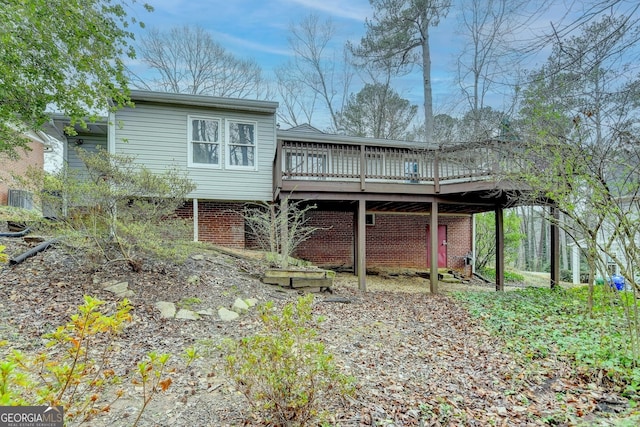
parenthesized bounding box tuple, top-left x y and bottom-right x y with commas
(273, 132, 525, 212)
(272, 130, 557, 292)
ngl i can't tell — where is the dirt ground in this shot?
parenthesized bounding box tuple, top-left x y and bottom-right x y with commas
(0, 235, 625, 426)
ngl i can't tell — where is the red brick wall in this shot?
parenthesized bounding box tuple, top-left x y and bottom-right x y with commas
(439, 216, 473, 275)
(177, 201, 246, 248)
(177, 201, 474, 269)
(295, 211, 354, 268)
(294, 210, 473, 270)
(0, 138, 44, 205)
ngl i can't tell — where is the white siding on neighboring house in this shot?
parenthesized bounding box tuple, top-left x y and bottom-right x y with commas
(114, 100, 277, 202)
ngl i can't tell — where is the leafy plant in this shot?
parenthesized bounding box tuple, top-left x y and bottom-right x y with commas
(0, 245, 8, 264)
(454, 286, 640, 396)
(478, 267, 525, 283)
(0, 296, 192, 425)
(223, 294, 354, 425)
(132, 351, 173, 427)
(24, 148, 196, 271)
(0, 296, 132, 422)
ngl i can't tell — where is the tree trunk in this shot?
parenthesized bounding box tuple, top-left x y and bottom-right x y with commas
(422, 28, 434, 145)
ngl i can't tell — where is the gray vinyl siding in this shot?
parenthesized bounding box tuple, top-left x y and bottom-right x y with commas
(66, 135, 108, 178)
(114, 102, 276, 202)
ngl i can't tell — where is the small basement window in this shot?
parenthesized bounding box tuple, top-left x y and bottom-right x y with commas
(365, 213, 375, 226)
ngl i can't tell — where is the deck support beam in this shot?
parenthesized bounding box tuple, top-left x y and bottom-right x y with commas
(495, 207, 505, 291)
(430, 201, 439, 293)
(357, 199, 367, 291)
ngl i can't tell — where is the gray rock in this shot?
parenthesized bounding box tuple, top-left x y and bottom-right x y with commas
(232, 298, 249, 313)
(155, 301, 176, 318)
(103, 281, 134, 298)
(191, 254, 205, 261)
(175, 309, 200, 320)
(245, 298, 258, 307)
(218, 307, 240, 321)
(197, 308, 215, 316)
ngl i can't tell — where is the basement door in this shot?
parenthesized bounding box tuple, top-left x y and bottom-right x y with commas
(426, 225, 447, 268)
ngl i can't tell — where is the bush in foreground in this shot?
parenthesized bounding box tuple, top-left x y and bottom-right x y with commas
(223, 295, 354, 425)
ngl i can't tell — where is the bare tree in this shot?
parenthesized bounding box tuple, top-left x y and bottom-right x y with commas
(352, 0, 451, 145)
(513, 11, 640, 294)
(277, 14, 354, 132)
(132, 25, 266, 99)
(455, 0, 550, 140)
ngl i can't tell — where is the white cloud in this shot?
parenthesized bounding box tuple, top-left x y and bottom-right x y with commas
(284, 0, 371, 21)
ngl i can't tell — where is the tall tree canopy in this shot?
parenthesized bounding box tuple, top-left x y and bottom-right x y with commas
(338, 83, 417, 139)
(133, 25, 266, 99)
(0, 0, 152, 157)
(353, 0, 451, 145)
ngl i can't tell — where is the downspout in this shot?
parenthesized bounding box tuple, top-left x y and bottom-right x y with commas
(193, 198, 199, 242)
(108, 111, 116, 155)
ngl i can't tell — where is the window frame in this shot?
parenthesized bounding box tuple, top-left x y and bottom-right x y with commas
(187, 115, 222, 169)
(225, 119, 258, 170)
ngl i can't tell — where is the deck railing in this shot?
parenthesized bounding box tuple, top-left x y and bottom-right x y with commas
(276, 139, 513, 188)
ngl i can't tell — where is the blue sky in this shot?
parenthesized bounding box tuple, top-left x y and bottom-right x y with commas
(126, 0, 471, 116)
(124, 0, 609, 126)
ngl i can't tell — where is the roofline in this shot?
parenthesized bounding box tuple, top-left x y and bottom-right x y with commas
(128, 90, 278, 114)
(277, 129, 433, 149)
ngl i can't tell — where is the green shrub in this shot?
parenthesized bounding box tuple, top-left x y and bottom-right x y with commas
(0, 296, 132, 421)
(223, 294, 354, 425)
(478, 267, 525, 283)
(0, 296, 184, 426)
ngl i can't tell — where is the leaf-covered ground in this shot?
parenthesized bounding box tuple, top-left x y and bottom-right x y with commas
(0, 235, 632, 426)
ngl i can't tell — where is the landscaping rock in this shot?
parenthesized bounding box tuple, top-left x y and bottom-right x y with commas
(218, 307, 240, 321)
(155, 301, 176, 318)
(103, 281, 134, 298)
(232, 298, 249, 313)
(175, 309, 200, 320)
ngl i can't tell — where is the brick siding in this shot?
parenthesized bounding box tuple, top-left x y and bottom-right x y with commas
(177, 201, 247, 248)
(0, 139, 44, 205)
(294, 210, 473, 271)
(180, 202, 473, 270)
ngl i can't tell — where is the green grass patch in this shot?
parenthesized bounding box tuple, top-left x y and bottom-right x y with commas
(478, 267, 525, 283)
(453, 285, 640, 398)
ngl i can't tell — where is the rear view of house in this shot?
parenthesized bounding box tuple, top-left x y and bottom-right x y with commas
(54, 90, 553, 290)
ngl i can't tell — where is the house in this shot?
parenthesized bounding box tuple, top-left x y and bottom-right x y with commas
(0, 130, 53, 209)
(52, 90, 560, 291)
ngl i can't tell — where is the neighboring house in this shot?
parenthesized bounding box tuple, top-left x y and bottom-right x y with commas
(570, 195, 640, 285)
(0, 130, 50, 208)
(52, 90, 557, 290)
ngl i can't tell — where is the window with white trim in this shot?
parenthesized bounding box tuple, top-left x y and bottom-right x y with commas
(226, 120, 257, 168)
(188, 117, 221, 168)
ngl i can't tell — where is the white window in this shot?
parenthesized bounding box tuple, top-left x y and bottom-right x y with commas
(226, 120, 257, 169)
(188, 116, 221, 168)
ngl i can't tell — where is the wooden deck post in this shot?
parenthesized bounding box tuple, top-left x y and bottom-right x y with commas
(550, 205, 560, 289)
(357, 198, 367, 291)
(430, 200, 439, 293)
(495, 207, 505, 291)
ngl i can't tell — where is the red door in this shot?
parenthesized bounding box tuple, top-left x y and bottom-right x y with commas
(427, 225, 447, 268)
